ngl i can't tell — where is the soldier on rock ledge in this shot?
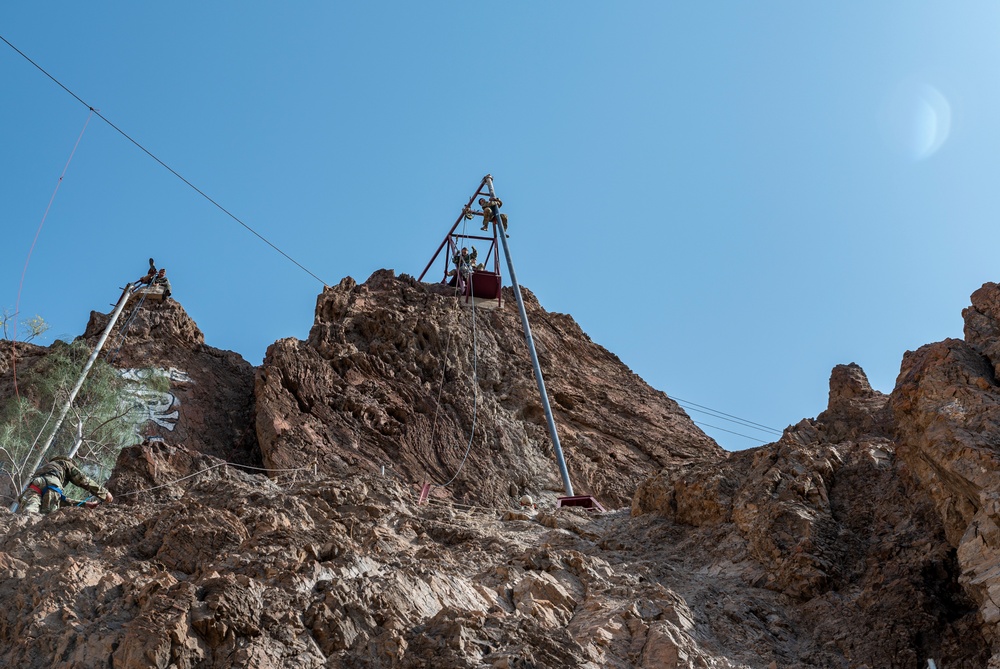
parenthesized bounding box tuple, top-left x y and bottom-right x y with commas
(134, 257, 157, 287)
(18, 455, 114, 514)
(152, 268, 172, 299)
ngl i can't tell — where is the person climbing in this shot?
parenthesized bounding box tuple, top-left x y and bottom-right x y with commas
(18, 455, 113, 514)
(152, 268, 172, 299)
(479, 197, 508, 236)
(453, 245, 478, 270)
(448, 246, 477, 292)
(134, 258, 157, 287)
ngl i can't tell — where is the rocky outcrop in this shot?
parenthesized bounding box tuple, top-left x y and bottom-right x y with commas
(13, 273, 1000, 666)
(0, 441, 770, 669)
(255, 270, 720, 509)
(627, 282, 1000, 665)
(633, 363, 989, 667)
(0, 339, 49, 402)
(888, 282, 1000, 658)
(82, 298, 259, 465)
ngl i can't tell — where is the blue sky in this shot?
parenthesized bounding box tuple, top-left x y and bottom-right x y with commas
(3, 3, 999, 450)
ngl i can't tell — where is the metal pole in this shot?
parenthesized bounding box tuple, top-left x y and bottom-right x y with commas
(486, 177, 574, 497)
(10, 284, 134, 511)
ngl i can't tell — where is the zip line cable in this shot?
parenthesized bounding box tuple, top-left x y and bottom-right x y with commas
(674, 401, 783, 436)
(691, 420, 770, 443)
(0, 34, 328, 287)
(11, 109, 95, 400)
(667, 394, 783, 435)
(4, 33, 783, 453)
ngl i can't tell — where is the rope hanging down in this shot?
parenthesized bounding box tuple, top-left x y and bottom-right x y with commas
(0, 34, 328, 288)
(437, 280, 480, 488)
(12, 109, 95, 399)
(431, 217, 481, 489)
(121, 460, 316, 497)
(106, 284, 151, 364)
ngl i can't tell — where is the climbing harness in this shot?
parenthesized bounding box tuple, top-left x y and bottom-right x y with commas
(26, 482, 84, 506)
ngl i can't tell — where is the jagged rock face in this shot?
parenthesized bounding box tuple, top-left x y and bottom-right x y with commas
(14, 273, 1000, 666)
(965, 282, 1000, 379)
(0, 340, 48, 401)
(816, 361, 893, 442)
(0, 441, 780, 669)
(255, 270, 720, 509)
(888, 281, 1000, 655)
(82, 298, 259, 465)
(633, 364, 989, 667)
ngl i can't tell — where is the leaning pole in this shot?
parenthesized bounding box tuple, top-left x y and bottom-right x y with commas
(10, 284, 133, 512)
(485, 176, 575, 498)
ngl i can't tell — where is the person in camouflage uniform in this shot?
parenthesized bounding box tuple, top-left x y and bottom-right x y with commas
(18, 455, 113, 514)
(478, 197, 508, 236)
(448, 246, 478, 291)
(453, 246, 478, 273)
(152, 268, 172, 299)
(134, 257, 157, 287)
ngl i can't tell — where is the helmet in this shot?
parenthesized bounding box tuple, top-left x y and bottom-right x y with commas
(519, 495, 534, 507)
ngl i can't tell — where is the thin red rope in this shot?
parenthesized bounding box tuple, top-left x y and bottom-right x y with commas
(11, 110, 94, 398)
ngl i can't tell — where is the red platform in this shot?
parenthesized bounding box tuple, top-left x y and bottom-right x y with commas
(468, 270, 501, 300)
(557, 495, 606, 512)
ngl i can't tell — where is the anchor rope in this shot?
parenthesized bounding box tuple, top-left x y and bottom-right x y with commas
(431, 216, 481, 489)
(120, 460, 315, 497)
(11, 109, 94, 399)
(0, 33, 328, 287)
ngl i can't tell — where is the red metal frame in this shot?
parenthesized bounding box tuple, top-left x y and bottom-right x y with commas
(418, 175, 503, 308)
(417, 175, 605, 513)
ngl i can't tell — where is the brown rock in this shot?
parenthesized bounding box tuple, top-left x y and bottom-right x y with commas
(634, 361, 989, 666)
(82, 298, 259, 465)
(8, 275, 1000, 667)
(255, 270, 720, 509)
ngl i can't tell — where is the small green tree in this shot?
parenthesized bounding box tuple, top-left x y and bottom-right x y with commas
(1, 309, 49, 342)
(0, 340, 167, 504)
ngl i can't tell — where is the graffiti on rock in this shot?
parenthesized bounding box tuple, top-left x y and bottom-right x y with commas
(119, 368, 193, 434)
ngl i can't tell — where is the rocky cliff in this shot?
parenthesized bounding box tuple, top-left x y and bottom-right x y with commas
(80, 299, 259, 466)
(256, 270, 719, 510)
(4, 273, 1000, 667)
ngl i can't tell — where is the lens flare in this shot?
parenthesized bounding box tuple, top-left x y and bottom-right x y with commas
(881, 80, 952, 161)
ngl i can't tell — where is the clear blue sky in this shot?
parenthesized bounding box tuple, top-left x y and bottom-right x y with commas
(3, 3, 999, 450)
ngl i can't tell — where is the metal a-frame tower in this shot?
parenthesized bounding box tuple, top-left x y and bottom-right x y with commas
(418, 175, 604, 511)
